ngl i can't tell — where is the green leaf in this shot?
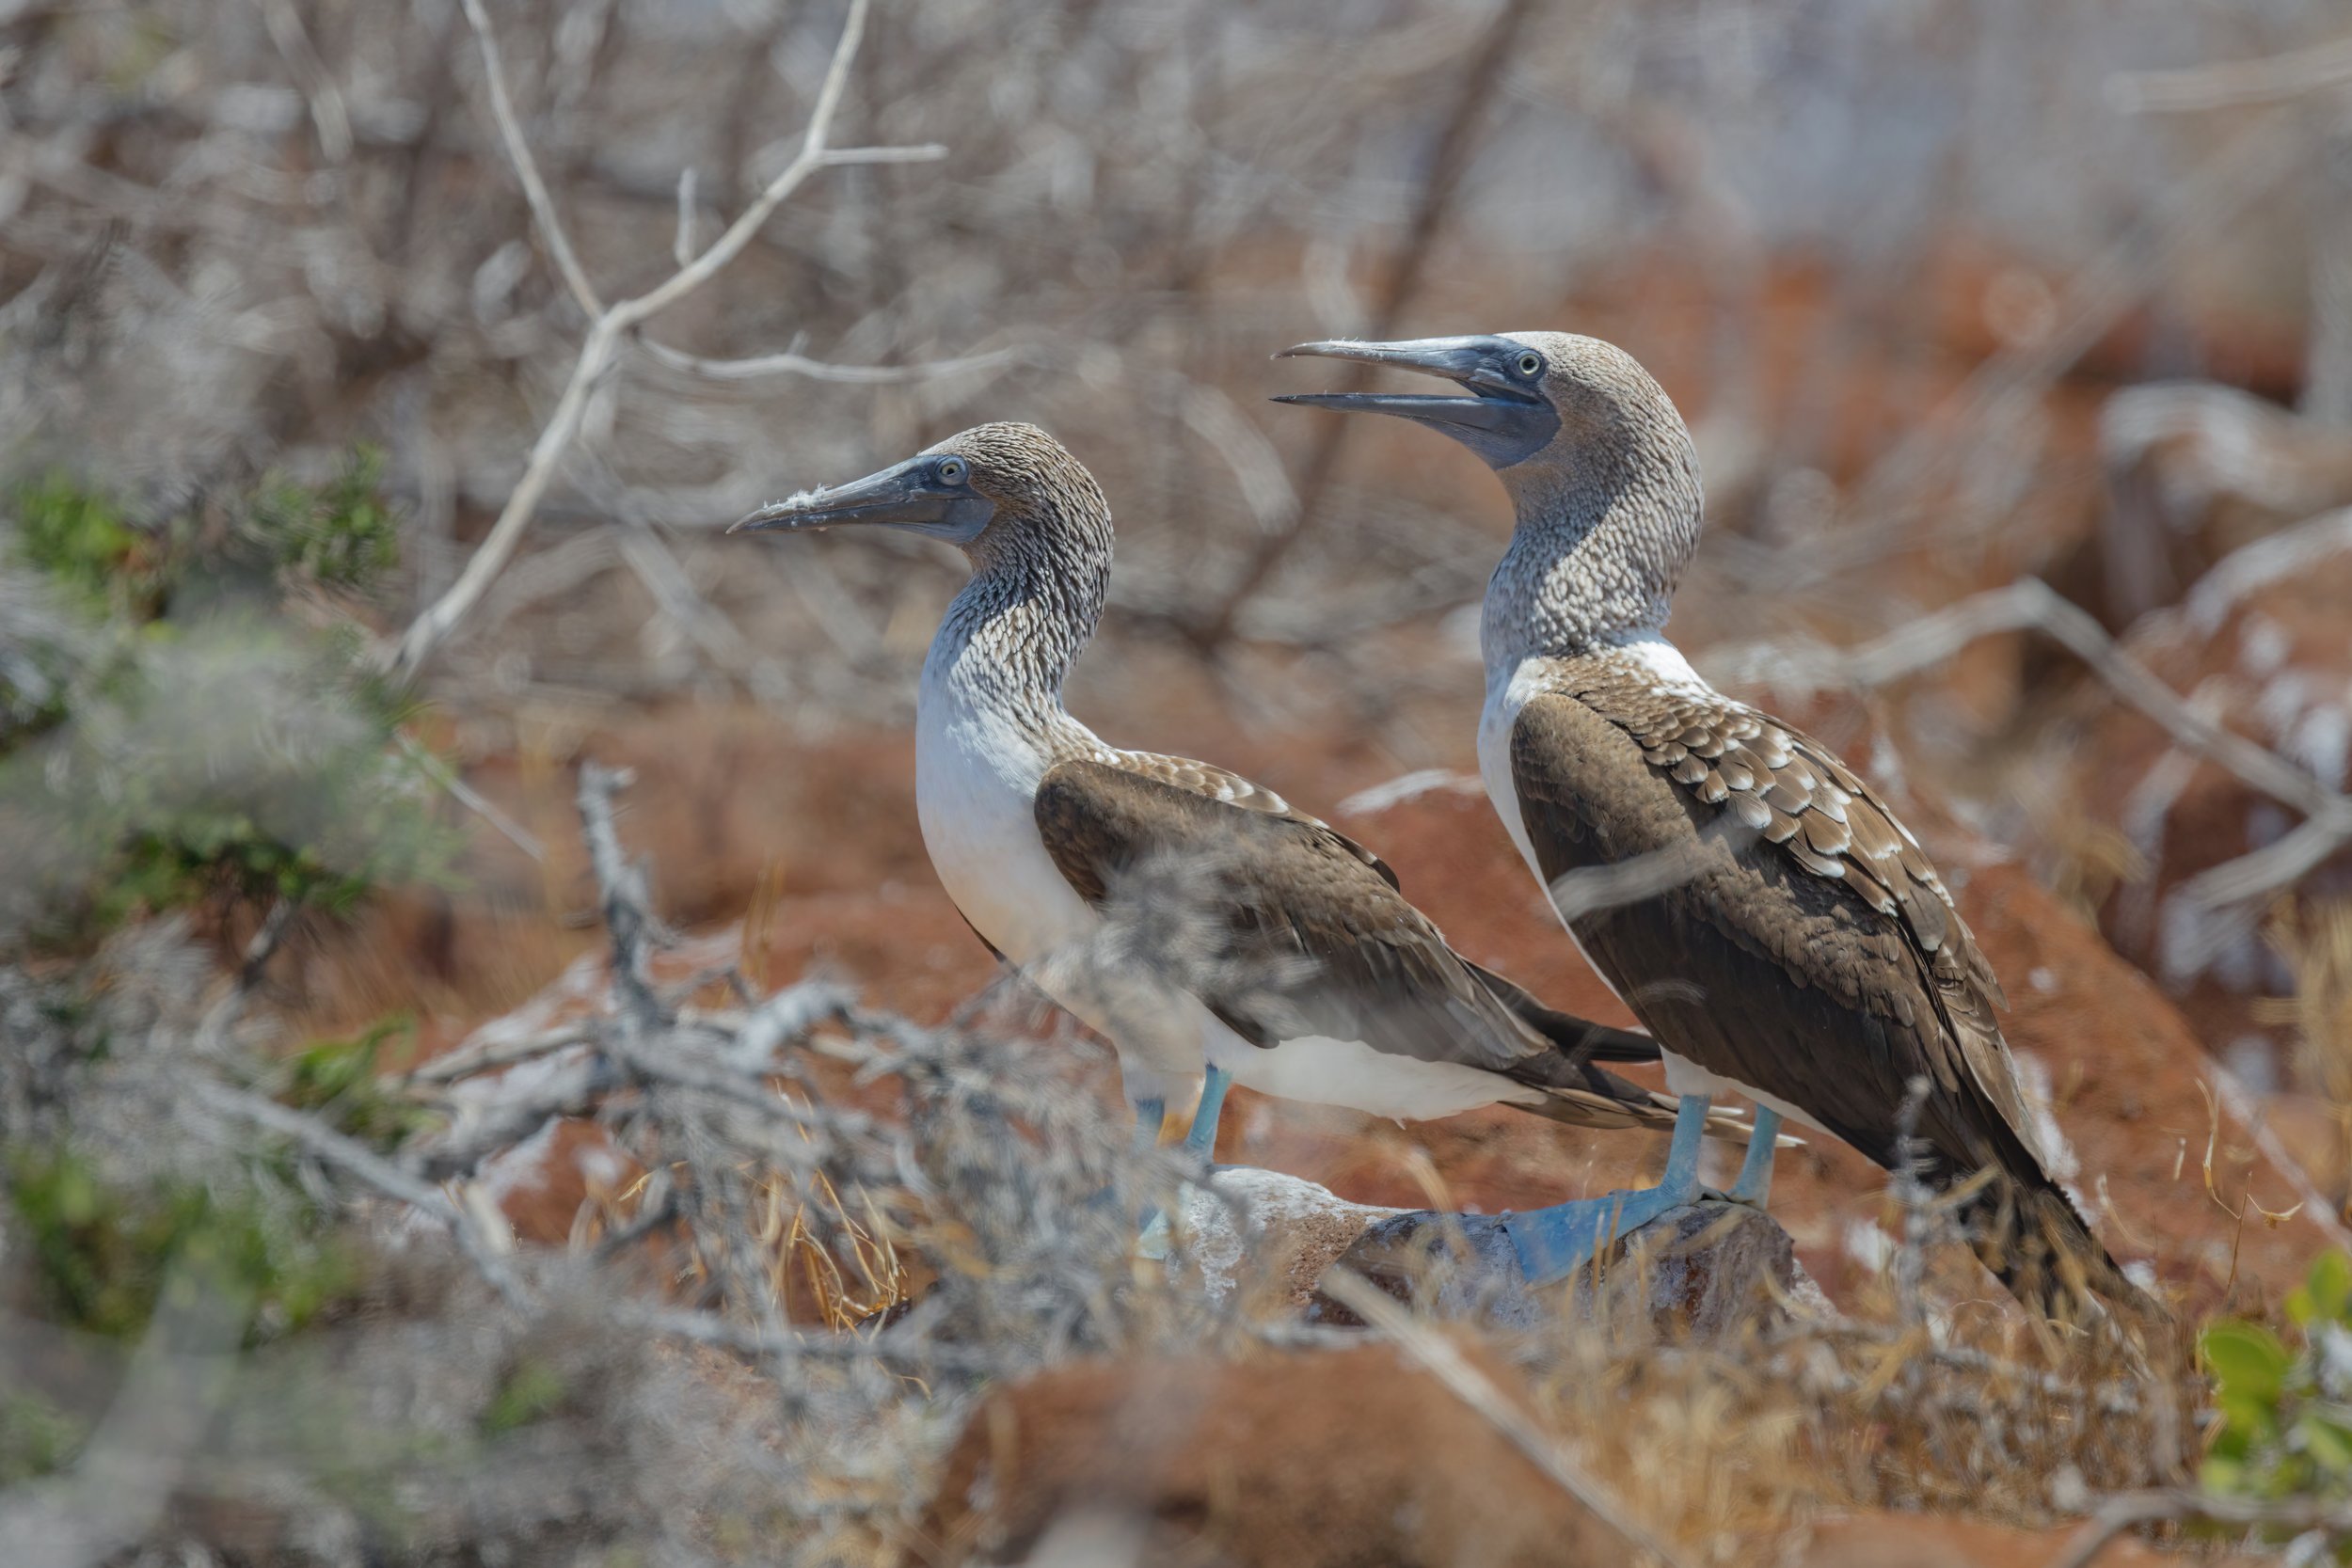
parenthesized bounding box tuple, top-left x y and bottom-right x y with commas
(2201, 1453, 2247, 1496)
(2311, 1253, 2352, 1323)
(2205, 1320, 2293, 1406)
(2301, 1412, 2352, 1474)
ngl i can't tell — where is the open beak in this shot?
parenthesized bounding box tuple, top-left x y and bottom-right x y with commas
(728, 455, 994, 543)
(1271, 335, 1559, 469)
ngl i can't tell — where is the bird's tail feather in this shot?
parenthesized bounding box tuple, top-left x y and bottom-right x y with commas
(1468, 961, 1656, 1064)
(1529, 1079, 1788, 1146)
(1950, 1168, 2167, 1326)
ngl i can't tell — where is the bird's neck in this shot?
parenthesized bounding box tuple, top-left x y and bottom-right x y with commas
(924, 519, 1109, 733)
(1479, 446, 1703, 684)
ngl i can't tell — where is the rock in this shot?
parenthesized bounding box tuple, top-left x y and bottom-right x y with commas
(1168, 1164, 1409, 1309)
(1170, 1166, 1826, 1338)
(912, 1340, 1641, 1568)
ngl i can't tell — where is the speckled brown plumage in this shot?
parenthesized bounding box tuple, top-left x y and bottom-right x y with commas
(894, 422, 1706, 1132)
(1033, 756, 1713, 1131)
(1430, 332, 2151, 1316)
(1507, 667, 2124, 1310)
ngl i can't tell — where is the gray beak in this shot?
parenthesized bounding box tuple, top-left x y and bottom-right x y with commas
(1272, 335, 1559, 469)
(728, 454, 994, 542)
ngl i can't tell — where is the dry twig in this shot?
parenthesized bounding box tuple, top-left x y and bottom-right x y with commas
(1315, 1267, 1693, 1568)
(1703, 577, 2352, 909)
(386, 0, 946, 682)
(186, 1079, 532, 1308)
(2046, 1487, 2352, 1568)
(2106, 35, 2352, 115)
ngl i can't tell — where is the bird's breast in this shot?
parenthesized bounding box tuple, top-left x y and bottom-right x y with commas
(913, 696, 1097, 967)
(1478, 654, 1636, 1013)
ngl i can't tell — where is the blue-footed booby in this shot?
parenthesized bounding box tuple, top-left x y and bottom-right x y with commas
(729, 421, 1766, 1183)
(1277, 336, 2151, 1317)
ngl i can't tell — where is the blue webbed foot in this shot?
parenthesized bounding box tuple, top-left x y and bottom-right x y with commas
(1502, 1094, 1711, 1285)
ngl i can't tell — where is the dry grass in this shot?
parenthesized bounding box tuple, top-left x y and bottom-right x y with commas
(1518, 1208, 2195, 1561)
(2263, 898, 2352, 1104)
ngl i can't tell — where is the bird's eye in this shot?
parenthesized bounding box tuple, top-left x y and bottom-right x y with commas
(1515, 352, 1543, 377)
(939, 459, 966, 484)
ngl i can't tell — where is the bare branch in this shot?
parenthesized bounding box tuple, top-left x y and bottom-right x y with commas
(2045, 1487, 2352, 1568)
(2105, 35, 2352, 115)
(637, 336, 1020, 386)
(456, 0, 603, 318)
(405, 1022, 595, 1086)
(1200, 0, 1541, 643)
(399, 733, 547, 863)
(187, 1080, 532, 1308)
(254, 0, 353, 165)
(193, 896, 300, 1054)
(673, 166, 697, 267)
(385, 0, 950, 684)
(623, 1304, 999, 1373)
(1794, 116, 2305, 581)
(575, 761, 666, 1038)
(1703, 578, 2352, 908)
(626, 1, 929, 323)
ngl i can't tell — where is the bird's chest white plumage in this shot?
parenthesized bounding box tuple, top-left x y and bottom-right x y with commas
(1477, 655, 1554, 895)
(1477, 653, 1643, 1019)
(913, 675, 1097, 969)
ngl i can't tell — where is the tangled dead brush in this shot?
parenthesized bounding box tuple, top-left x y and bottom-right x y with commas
(1, 759, 2217, 1566)
(0, 759, 1278, 1564)
(1497, 1135, 2196, 1562)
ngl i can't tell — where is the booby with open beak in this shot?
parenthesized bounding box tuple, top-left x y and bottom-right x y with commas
(1279, 335, 2151, 1318)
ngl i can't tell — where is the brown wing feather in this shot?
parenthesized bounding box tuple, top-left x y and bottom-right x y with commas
(1109, 749, 1401, 889)
(1512, 670, 2144, 1315)
(1105, 752, 1666, 1059)
(1031, 757, 1682, 1130)
(1565, 664, 2036, 1152)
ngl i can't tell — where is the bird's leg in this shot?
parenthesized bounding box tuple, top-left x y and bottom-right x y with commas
(1133, 1097, 1172, 1253)
(1183, 1066, 1232, 1160)
(1502, 1094, 1710, 1286)
(1726, 1106, 1782, 1207)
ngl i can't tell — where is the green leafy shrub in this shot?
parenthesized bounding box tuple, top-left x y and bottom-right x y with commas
(0, 1390, 86, 1484)
(7, 472, 163, 614)
(0, 464, 461, 946)
(243, 448, 401, 593)
(3, 1148, 358, 1344)
(2202, 1249, 2352, 1552)
(282, 1017, 435, 1146)
(480, 1357, 570, 1437)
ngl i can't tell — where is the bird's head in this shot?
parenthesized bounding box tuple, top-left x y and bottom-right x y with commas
(1278, 331, 1703, 644)
(1274, 330, 1689, 485)
(729, 421, 1109, 569)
